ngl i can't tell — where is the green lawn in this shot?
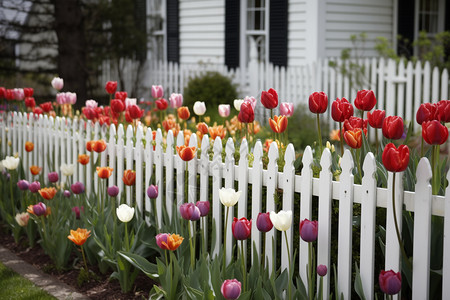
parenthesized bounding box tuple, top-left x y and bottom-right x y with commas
(0, 261, 56, 300)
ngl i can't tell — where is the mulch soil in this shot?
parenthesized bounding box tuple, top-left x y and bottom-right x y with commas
(0, 226, 156, 300)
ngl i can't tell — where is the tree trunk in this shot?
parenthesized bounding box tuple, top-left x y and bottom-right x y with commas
(53, 0, 87, 104)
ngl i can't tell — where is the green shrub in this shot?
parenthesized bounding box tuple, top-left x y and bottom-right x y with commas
(183, 72, 238, 122)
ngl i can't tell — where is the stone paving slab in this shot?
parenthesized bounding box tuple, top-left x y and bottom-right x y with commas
(0, 246, 90, 300)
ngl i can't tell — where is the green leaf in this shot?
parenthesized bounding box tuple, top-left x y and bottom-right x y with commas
(117, 251, 159, 280)
(354, 262, 366, 300)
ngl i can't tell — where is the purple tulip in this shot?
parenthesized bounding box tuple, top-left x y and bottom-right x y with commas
(29, 181, 41, 193)
(379, 270, 401, 295)
(256, 212, 273, 232)
(221, 279, 241, 300)
(17, 179, 30, 191)
(147, 185, 158, 199)
(179, 203, 201, 221)
(33, 202, 47, 216)
(71, 182, 85, 195)
(195, 201, 210, 217)
(63, 190, 71, 197)
(107, 185, 119, 197)
(155, 233, 169, 250)
(317, 264, 327, 277)
(72, 206, 84, 219)
(299, 219, 318, 242)
(232, 217, 252, 240)
(48, 172, 59, 183)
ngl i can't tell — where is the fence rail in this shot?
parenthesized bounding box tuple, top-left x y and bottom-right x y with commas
(149, 58, 450, 133)
(2, 111, 450, 299)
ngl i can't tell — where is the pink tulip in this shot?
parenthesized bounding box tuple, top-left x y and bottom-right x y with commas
(14, 88, 24, 100)
(51, 77, 64, 91)
(169, 93, 183, 108)
(221, 279, 241, 300)
(218, 104, 231, 117)
(244, 96, 257, 110)
(85, 100, 98, 108)
(279, 102, 294, 117)
(152, 85, 164, 99)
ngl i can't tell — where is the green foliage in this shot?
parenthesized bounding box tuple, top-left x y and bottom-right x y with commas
(183, 72, 238, 121)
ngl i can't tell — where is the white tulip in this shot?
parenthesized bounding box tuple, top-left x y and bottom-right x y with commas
(116, 204, 135, 223)
(2, 156, 20, 170)
(51, 77, 64, 91)
(15, 212, 29, 227)
(270, 210, 292, 231)
(233, 99, 244, 111)
(193, 101, 206, 116)
(85, 99, 98, 108)
(219, 188, 242, 207)
(60, 163, 75, 176)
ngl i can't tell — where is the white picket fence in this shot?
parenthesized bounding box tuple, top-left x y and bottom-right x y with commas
(2, 111, 450, 299)
(149, 58, 450, 133)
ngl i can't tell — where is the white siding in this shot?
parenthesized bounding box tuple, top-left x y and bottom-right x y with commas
(288, 0, 309, 66)
(179, 0, 225, 64)
(324, 0, 394, 58)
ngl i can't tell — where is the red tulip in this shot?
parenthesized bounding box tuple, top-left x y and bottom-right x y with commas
(127, 104, 143, 119)
(382, 116, 404, 140)
(416, 103, 437, 124)
(82, 107, 98, 120)
(5, 89, 14, 100)
(156, 98, 168, 110)
(382, 143, 409, 172)
(422, 120, 449, 145)
(178, 106, 190, 120)
(367, 109, 385, 128)
(343, 129, 363, 149)
(232, 217, 252, 240)
(110, 99, 125, 113)
(379, 270, 401, 295)
(115, 91, 128, 101)
(309, 92, 328, 114)
(0, 87, 5, 98)
(354, 89, 376, 111)
(261, 88, 278, 109)
(93, 140, 107, 153)
(40, 102, 53, 113)
(437, 100, 450, 123)
(23, 88, 34, 97)
(33, 107, 43, 115)
(122, 169, 136, 186)
(343, 116, 367, 134)
(25, 97, 36, 108)
(105, 81, 117, 95)
(331, 97, 353, 122)
(238, 100, 255, 123)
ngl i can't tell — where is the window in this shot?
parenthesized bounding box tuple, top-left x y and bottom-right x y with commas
(245, 0, 268, 64)
(149, 0, 166, 61)
(417, 0, 444, 37)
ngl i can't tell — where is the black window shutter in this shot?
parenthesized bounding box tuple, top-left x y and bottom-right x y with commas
(269, 0, 288, 67)
(134, 0, 147, 61)
(397, 0, 415, 57)
(446, 1, 449, 31)
(225, 0, 240, 69)
(166, 0, 179, 63)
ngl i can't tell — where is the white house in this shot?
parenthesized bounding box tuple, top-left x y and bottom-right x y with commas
(146, 0, 449, 69)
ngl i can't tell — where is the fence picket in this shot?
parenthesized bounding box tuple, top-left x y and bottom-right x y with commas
(423, 62, 431, 102)
(265, 142, 279, 274)
(224, 138, 235, 264)
(237, 139, 249, 262)
(337, 150, 354, 299)
(317, 148, 333, 299)
(211, 137, 223, 258)
(441, 69, 449, 99)
(165, 130, 175, 217)
(144, 128, 154, 225)
(281, 144, 295, 273)
(199, 134, 210, 246)
(443, 169, 450, 297)
(412, 158, 432, 299)
(176, 130, 185, 209)
(251, 141, 263, 263)
(154, 129, 164, 226)
(188, 133, 198, 204)
(125, 125, 134, 206)
(116, 125, 125, 199)
(135, 126, 144, 216)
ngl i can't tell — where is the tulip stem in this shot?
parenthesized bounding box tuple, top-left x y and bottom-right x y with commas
(9, 173, 14, 215)
(316, 114, 323, 156)
(241, 240, 246, 292)
(308, 242, 314, 300)
(421, 137, 424, 157)
(202, 217, 206, 254)
(432, 145, 440, 195)
(81, 245, 89, 272)
(375, 129, 379, 156)
(222, 206, 229, 277)
(188, 220, 195, 270)
(152, 198, 159, 229)
(392, 172, 412, 271)
(284, 230, 292, 300)
(339, 122, 344, 156)
(124, 222, 130, 252)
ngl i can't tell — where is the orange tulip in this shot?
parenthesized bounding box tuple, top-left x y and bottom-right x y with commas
(25, 141, 34, 152)
(68, 228, 91, 246)
(86, 140, 96, 152)
(177, 106, 190, 120)
(197, 122, 209, 135)
(122, 169, 136, 186)
(269, 115, 288, 134)
(38, 187, 57, 200)
(97, 166, 113, 179)
(78, 154, 90, 165)
(30, 165, 42, 175)
(208, 125, 226, 140)
(93, 140, 107, 153)
(177, 145, 196, 161)
(161, 233, 184, 251)
(343, 129, 362, 149)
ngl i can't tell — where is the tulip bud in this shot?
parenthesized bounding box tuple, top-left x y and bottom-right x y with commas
(105, 81, 117, 95)
(15, 212, 29, 227)
(221, 279, 241, 300)
(147, 185, 158, 199)
(116, 204, 135, 223)
(379, 270, 401, 295)
(71, 182, 85, 195)
(261, 88, 278, 109)
(48, 172, 59, 183)
(108, 185, 120, 197)
(317, 264, 328, 277)
(72, 206, 84, 219)
(382, 116, 404, 140)
(51, 77, 64, 90)
(152, 85, 164, 99)
(269, 210, 292, 231)
(299, 218, 318, 242)
(309, 92, 328, 114)
(382, 143, 410, 172)
(17, 179, 30, 191)
(180, 203, 201, 221)
(354, 89, 376, 112)
(219, 188, 242, 207)
(193, 101, 206, 116)
(63, 190, 71, 197)
(155, 233, 169, 250)
(196, 201, 210, 217)
(232, 217, 252, 240)
(218, 104, 231, 117)
(256, 212, 273, 232)
(29, 181, 41, 193)
(169, 93, 183, 108)
(33, 202, 47, 216)
(331, 98, 353, 122)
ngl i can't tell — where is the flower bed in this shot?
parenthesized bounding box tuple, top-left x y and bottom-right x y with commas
(0, 80, 449, 299)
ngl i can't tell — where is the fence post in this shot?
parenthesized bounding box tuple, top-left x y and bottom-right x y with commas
(281, 144, 295, 273)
